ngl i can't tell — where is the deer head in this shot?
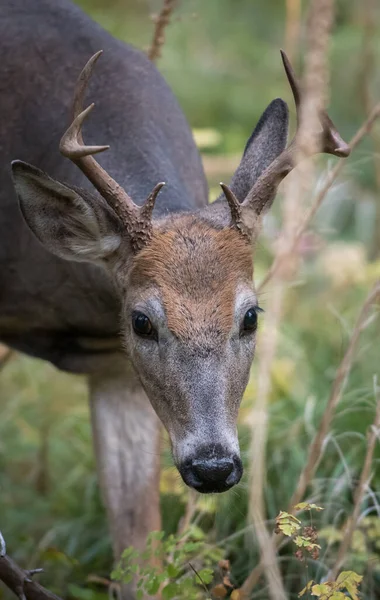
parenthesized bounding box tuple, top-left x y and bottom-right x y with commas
(12, 51, 349, 493)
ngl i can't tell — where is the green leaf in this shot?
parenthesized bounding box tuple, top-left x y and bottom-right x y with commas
(136, 590, 144, 600)
(299, 581, 314, 597)
(146, 576, 160, 595)
(167, 563, 180, 578)
(311, 583, 333, 597)
(162, 582, 180, 599)
(275, 511, 301, 537)
(188, 525, 205, 541)
(121, 547, 134, 559)
(294, 536, 321, 550)
(336, 571, 363, 599)
(197, 568, 214, 584)
(183, 542, 202, 553)
(294, 503, 324, 512)
(110, 567, 121, 581)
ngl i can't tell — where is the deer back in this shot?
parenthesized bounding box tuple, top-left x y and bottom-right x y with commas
(0, 0, 207, 370)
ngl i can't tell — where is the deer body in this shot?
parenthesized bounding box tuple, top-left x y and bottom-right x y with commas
(0, 0, 207, 370)
(0, 0, 350, 591)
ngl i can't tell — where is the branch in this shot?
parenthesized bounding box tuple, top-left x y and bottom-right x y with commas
(240, 280, 380, 597)
(177, 489, 198, 538)
(246, 2, 334, 598)
(258, 103, 380, 292)
(328, 383, 380, 580)
(148, 0, 177, 62)
(0, 532, 62, 600)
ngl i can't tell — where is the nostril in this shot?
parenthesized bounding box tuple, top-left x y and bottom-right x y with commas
(192, 458, 234, 485)
(179, 453, 243, 493)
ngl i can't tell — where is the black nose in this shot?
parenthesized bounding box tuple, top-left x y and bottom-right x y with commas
(180, 452, 243, 493)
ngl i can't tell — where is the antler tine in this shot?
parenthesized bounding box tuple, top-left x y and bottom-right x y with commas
(60, 51, 110, 159)
(59, 51, 165, 252)
(280, 49, 350, 158)
(72, 51, 102, 123)
(141, 182, 167, 220)
(280, 49, 301, 125)
(59, 103, 110, 158)
(234, 50, 351, 226)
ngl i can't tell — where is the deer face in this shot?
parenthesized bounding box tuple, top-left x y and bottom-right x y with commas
(120, 215, 256, 491)
(12, 50, 349, 494)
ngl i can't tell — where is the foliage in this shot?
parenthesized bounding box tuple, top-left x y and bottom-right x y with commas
(111, 528, 224, 599)
(277, 506, 363, 600)
(299, 571, 363, 600)
(275, 504, 324, 562)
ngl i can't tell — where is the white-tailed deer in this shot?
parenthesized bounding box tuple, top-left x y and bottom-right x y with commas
(0, 0, 350, 587)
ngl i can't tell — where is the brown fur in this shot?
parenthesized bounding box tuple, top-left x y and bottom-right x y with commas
(130, 215, 253, 348)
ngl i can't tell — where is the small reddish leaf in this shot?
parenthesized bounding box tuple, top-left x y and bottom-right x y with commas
(218, 559, 230, 571)
(212, 584, 227, 598)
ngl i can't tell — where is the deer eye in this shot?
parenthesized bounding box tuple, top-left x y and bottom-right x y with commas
(242, 307, 258, 333)
(132, 311, 155, 338)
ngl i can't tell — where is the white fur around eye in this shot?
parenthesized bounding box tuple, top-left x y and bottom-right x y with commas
(234, 286, 258, 322)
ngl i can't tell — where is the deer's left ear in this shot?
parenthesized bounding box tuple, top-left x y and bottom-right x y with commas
(12, 160, 122, 264)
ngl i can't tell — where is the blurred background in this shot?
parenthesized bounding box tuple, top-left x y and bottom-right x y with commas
(1, 0, 380, 598)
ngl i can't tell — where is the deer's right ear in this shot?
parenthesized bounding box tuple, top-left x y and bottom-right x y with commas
(227, 98, 289, 204)
(11, 160, 122, 264)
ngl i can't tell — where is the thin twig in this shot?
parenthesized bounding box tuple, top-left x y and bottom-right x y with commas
(248, 280, 287, 600)
(188, 563, 212, 599)
(284, 0, 301, 63)
(328, 385, 380, 580)
(0, 532, 62, 600)
(246, 2, 334, 598)
(240, 280, 380, 596)
(360, 0, 380, 259)
(258, 103, 380, 292)
(177, 489, 198, 538)
(148, 0, 177, 62)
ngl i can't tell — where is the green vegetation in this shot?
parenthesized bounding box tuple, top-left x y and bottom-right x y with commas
(1, 1, 380, 599)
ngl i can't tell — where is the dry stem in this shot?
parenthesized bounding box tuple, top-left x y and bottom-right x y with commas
(246, 2, 335, 598)
(248, 280, 286, 600)
(0, 532, 62, 600)
(328, 383, 380, 580)
(284, 0, 301, 62)
(258, 103, 380, 292)
(240, 280, 380, 596)
(148, 0, 177, 62)
(360, 0, 380, 259)
(288, 280, 380, 509)
(177, 489, 198, 538)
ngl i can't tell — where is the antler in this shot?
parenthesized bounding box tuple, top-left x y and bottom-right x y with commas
(221, 50, 351, 238)
(59, 51, 165, 252)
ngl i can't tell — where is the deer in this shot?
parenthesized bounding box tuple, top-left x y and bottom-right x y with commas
(0, 0, 350, 592)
